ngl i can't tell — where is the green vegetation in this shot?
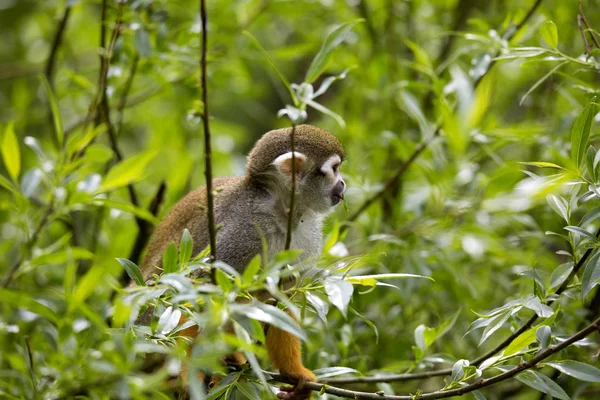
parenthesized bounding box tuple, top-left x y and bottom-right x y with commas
(1, 0, 600, 399)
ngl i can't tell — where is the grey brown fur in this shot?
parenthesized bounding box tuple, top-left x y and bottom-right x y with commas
(140, 125, 345, 281)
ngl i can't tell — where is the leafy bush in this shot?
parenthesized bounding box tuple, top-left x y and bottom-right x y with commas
(1, 0, 600, 399)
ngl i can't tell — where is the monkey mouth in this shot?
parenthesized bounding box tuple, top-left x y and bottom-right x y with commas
(331, 192, 344, 205)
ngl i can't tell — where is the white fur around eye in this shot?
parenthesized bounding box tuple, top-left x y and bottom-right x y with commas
(320, 155, 342, 176)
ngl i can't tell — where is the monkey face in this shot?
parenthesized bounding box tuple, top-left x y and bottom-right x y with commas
(300, 154, 345, 213)
(271, 151, 345, 214)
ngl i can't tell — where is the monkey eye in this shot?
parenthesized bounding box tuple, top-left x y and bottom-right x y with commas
(332, 163, 340, 173)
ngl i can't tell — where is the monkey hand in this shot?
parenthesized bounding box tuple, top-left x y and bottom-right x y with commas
(277, 367, 316, 400)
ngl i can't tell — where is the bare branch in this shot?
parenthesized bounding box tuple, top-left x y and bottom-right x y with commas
(285, 124, 297, 250)
(275, 316, 600, 399)
(199, 0, 217, 270)
(45, 5, 72, 87)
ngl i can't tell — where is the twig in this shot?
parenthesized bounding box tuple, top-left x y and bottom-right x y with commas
(116, 55, 140, 135)
(285, 124, 297, 250)
(199, 0, 217, 269)
(578, 15, 592, 54)
(45, 5, 72, 87)
(578, 0, 600, 51)
(341, 0, 543, 228)
(275, 316, 600, 399)
(25, 336, 38, 398)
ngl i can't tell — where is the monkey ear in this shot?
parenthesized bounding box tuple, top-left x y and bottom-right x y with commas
(272, 152, 307, 177)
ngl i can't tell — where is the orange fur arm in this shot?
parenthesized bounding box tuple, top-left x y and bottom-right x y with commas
(265, 312, 316, 383)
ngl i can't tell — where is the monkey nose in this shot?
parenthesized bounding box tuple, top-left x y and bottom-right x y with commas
(331, 180, 346, 205)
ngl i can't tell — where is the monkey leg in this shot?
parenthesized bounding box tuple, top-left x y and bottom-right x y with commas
(265, 312, 315, 400)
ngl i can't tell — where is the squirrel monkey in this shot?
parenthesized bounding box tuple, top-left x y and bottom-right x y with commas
(139, 124, 346, 399)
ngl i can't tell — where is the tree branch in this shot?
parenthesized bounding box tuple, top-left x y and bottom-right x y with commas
(45, 5, 72, 87)
(341, 0, 543, 232)
(199, 0, 217, 270)
(275, 316, 600, 399)
(285, 124, 297, 250)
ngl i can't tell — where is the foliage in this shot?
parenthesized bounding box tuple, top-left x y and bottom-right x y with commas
(1, 0, 600, 399)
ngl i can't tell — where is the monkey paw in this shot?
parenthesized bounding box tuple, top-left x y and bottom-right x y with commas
(276, 368, 316, 400)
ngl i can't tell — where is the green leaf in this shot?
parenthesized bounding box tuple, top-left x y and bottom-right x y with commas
(134, 28, 152, 57)
(159, 273, 196, 293)
(324, 277, 354, 318)
(92, 198, 160, 224)
(242, 254, 261, 285)
(549, 263, 572, 289)
(451, 359, 469, 382)
(215, 269, 233, 293)
(162, 242, 178, 274)
(520, 161, 565, 170)
(347, 273, 433, 286)
(179, 228, 193, 265)
(156, 306, 181, 335)
(546, 195, 569, 223)
(235, 383, 261, 400)
(479, 309, 511, 346)
(515, 370, 570, 400)
(564, 226, 597, 242)
(41, 74, 64, 149)
(404, 39, 433, 71)
(30, 247, 94, 266)
(472, 391, 487, 400)
(313, 367, 360, 379)
(0, 289, 58, 323)
(523, 296, 554, 318)
(580, 206, 600, 227)
(234, 303, 308, 342)
(545, 361, 600, 383)
(571, 98, 597, 168)
(304, 20, 362, 84)
(117, 259, 144, 287)
(2, 122, 20, 182)
(73, 265, 107, 304)
(0, 173, 15, 193)
(540, 21, 558, 49)
(536, 325, 551, 351)
(582, 251, 600, 300)
(503, 328, 537, 357)
(98, 150, 157, 193)
(243, 31, 296, 106)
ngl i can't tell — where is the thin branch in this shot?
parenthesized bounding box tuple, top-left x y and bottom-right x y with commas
(578, 15, 592, 54)
(275, 316, 600, 399)
(116, 54, 140, 135)
(284, 124, 297, 250)
(341, 0, 543, 232)
(578, 0, 600, 50)
(25, 336, 37, 397)
(199, 0, 217, 269)
(45, 5, 72, 87)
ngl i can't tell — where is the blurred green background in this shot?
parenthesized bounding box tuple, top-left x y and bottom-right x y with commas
(1, 0, 600, 399)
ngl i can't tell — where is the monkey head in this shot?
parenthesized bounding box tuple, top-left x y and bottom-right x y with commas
(246, 124, 346, 214)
